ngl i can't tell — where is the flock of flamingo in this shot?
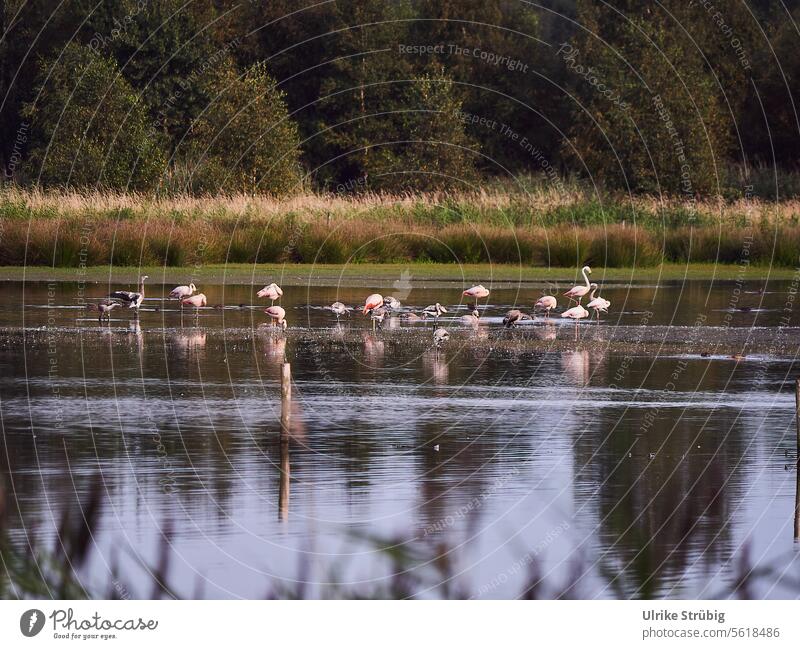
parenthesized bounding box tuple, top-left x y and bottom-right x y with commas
(89, 265, 611, 342)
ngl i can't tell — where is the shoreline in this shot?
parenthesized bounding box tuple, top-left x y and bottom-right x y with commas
(0, 263, 796, 286)
(6, 322, 799, 359)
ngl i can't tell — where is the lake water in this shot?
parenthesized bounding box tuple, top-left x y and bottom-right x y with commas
(2, 277, 800, 599)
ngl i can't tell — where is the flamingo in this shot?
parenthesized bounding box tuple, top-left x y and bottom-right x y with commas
(257, 282, 283, 305)
(265, 305, 288, 330)
(368, 306, 389, 330)
(181, 293, 208, 312)
(362, 293, 384, 315)
(534, 295, 558, 319)
(423, 303, 448, 322)
(433, 327, 450, 347)
(463, 284, 489, 308)
(561, 304, 589, 340)
(460, 309, 480, 325)
(87, 301, 122, 322)
(330, 301, 351, 321)
(109, 275, 148, 312)
(383, 296, 402, 310)
(564, 266, 592, 304)
(585, 283, 611, 321)
(170, 282, 196, 300)
(503, 309, 532, 328)
(403, 312, 424, 322)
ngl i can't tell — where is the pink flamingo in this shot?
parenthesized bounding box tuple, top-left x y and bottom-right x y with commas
(257, 282, 283, 305)
(561, 304, 589, 340)
(87, 301, 122, 322)
(362, 293, 383, 315)
(362, 294, 384, 331)
(181, 293, 207, 310)
(460, 309, 480, 325)
(564, 266, 592, 304)
(586, 283, 611, 321)
(534, 295, 558, 319)
(463, 284, 489, 308)
(170, 282, 196, 300)
(265, 305, 288, 330)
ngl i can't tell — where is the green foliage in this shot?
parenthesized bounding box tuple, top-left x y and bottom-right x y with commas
(181, 61, 302, 195)
(86, 0, 222, 149)
(22, 44, 165, 190)
(568, 2, 731, 195)
(742, 5, 800, 171)
(366, 74, 479, 192)
(309, 0, 479, 190)
(410, 0, 548, 173)
(1, 1, 798, 197)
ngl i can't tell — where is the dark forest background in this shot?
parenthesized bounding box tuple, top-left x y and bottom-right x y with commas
(1, 0, 799, 197)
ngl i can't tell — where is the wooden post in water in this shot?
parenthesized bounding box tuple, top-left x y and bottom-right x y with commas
(795, 379, 800, 539)
(281, 362, 292, 435)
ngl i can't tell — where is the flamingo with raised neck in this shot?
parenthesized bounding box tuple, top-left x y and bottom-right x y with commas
(109, 275, 148, 311)
(564, 266, 592, 304)
(170, 282, 196, 300)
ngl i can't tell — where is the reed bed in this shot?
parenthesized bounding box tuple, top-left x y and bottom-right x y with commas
(2, 187, 800, 267)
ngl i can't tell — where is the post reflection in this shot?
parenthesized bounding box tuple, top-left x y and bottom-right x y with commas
(279, 432, 290, 522)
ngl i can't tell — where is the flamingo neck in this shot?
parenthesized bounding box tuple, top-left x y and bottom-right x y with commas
(582, 268, 590, 289)
(589, 286, 597, 300)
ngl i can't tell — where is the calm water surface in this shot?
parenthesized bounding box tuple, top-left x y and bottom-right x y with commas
(2, 278, 800, 599)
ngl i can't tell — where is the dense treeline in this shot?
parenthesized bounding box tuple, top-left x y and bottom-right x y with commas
(1, 1, 798, 197)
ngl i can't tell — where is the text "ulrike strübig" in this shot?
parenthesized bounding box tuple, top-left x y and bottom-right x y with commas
(643, 609, 726, 624)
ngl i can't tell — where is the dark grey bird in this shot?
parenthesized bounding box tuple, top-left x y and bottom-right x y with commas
(109, 275, 148, 311)
(503, 309, 532, 327)
(369, 306, 389, 329)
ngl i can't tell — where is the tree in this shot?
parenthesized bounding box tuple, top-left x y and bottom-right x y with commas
(410, 1, 551, 175)
(87, 0, 222, 149)
(567, 1, 731, 196)
(743, 5, 800, 168)
(0, 0, 99, 176)
(180, 60, 302, 195)
(366, 73, 479, 192)
(297, 0, 476, 190)
(23, 44, 165, 190)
